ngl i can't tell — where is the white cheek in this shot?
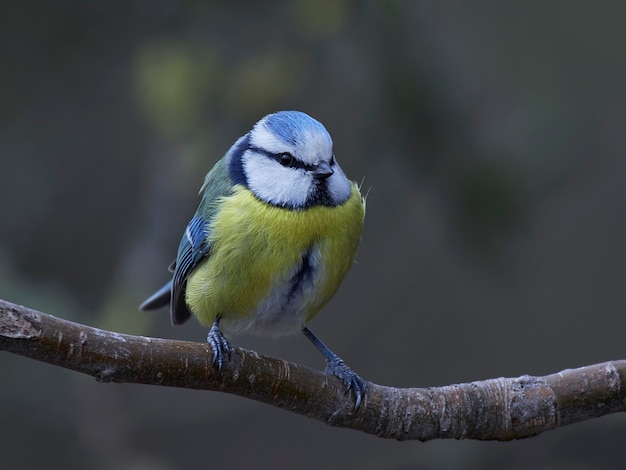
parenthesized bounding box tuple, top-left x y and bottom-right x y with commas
(244, 157, 311, 207)
(326, 165, 352, 203)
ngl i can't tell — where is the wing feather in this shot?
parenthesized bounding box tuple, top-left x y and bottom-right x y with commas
(140, 134, 250, 326)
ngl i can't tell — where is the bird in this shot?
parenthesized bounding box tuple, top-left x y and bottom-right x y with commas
(140, 110, 366, 409)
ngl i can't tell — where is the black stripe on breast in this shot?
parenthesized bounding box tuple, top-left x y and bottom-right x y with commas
(287, 250, 313, 301)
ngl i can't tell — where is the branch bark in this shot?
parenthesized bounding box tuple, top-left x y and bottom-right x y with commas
(1, 298, 624, 440)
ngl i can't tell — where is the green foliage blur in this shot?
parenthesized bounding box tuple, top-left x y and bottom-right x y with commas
(2, 1, 626, 469)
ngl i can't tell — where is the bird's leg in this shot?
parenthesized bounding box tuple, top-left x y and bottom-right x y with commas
(207, 317, 231, 375)
(302, 326, 366, 411)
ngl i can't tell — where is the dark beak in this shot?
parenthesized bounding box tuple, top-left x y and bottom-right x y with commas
(312, 161, 334, 180)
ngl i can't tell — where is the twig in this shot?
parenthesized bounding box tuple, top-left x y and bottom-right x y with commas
(1, 298, 624, 440)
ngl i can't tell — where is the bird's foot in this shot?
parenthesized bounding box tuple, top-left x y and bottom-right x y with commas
(325, 357, 366, 411)
(207, 321, 231, 375)
(302, 326, 366, 411)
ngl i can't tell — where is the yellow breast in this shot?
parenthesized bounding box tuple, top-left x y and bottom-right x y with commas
(185, 183, 364, 336)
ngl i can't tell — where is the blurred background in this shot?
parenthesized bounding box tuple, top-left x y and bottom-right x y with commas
(2, 1, 626, 468)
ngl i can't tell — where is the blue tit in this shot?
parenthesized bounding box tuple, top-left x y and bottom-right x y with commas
(140, 110, 366, 408)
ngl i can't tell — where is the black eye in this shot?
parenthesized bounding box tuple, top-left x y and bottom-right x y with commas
(278, 152, 295, 167)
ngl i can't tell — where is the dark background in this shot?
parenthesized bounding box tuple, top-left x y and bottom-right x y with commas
(2, 1, 626, 468)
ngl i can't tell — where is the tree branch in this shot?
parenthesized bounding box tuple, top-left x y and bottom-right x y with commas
(1, 298, 624, 440)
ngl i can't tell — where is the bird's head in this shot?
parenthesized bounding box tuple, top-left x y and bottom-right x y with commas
(228, 111, 352, 209)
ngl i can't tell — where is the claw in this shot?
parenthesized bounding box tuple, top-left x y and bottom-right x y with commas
(325, 357, 366, 411)
(207, 318, 231, 375)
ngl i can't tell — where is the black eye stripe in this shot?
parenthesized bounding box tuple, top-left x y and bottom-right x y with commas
(249, 145, 315, 171)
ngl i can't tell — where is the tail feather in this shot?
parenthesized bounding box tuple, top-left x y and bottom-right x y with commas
(139, 281, 172, 311)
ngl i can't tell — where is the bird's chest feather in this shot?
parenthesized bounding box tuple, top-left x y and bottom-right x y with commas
(185, 185, 363, 335)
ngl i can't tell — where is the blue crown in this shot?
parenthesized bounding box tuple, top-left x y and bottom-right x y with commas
(265, 111, 331, 146)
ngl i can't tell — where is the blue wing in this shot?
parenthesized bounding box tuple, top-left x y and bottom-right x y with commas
(139, 215, 214, 324)
(169, 216, 212, 324)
